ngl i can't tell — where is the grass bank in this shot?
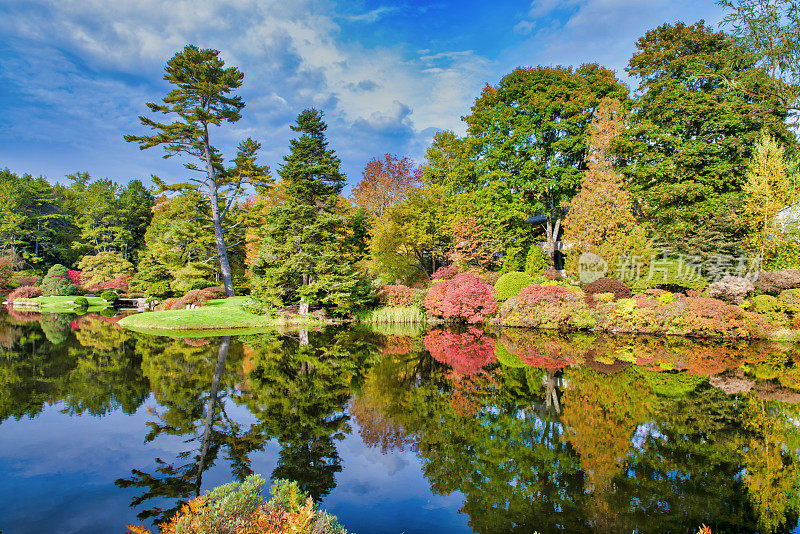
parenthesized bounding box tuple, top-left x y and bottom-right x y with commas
(117, 297, 329, 336)
(12, 295, 110, 312)
(356, 306, 426, 324)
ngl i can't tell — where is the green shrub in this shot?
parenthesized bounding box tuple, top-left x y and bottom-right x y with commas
(146, 280, 172, 298)
(657, 292, 677, 305)
(101, 290, 118, 302)
(494, 271, 533, 301)
(630, 258, 709, 293)
(525, 245, 548, 276)
(39, 313, 71, 345)
(73, 296, 89, 308)
(778, 288, 800, 314)
(753, 294, 780, 315)
(752, 294, 787, 326)
(40, 264, 77, 296)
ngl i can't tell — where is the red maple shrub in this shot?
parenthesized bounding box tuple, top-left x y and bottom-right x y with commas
(6, 285, 41, 303)
(431, 264, 459, 281)
(518, 284, 581, 306)
(424, 327, 497, 375)
(583, 278, 631, 299)
(378, 285, 413, 307)
(68, 270, 82, 285)
(424, 272, 497, 323)
(169, 286, 226, 310)
(545, 268, 562, 281)
(102, 275, 131, 292)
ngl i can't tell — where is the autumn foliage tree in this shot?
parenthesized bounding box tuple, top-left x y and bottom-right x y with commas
(423, 272, 497, 323)
(351, 153, 420, 219)
(743, 131, 791, 258)
(449, 216, 502, 270)
(562, 98, 648, 276)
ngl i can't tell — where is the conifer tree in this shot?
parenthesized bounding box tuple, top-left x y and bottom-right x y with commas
(250, 109, 372, 315)
(125, 45, 269, 296)
(562, 98, 649, 276)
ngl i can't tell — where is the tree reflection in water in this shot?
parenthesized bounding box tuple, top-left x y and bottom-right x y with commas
(4, 310, 800, 533)
(115, 334, 266, 524)
(355, 328, 800, 534)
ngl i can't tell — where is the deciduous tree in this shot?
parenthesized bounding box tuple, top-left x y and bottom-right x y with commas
(351, 153, 420, 219)
(743, 131, 791, 257)
(463, 64, 629, 261)
(562, 98, 650, 275)
(622, 21, 794, 257)
(720, 0, 800, 119)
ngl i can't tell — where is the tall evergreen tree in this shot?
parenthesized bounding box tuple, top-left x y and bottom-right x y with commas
(0, 169, 69, 266)
(125, 45, 269, 296)
(250, 109, 371, 315)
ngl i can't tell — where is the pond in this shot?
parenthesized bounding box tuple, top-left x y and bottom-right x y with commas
(2, 310, 800, 533)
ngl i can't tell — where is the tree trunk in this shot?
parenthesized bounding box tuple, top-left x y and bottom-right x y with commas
(195, 336, 230, 495)
(209, 182, 235, 296)
(203, 135, 235, 297)
(545, 218, 561, 268)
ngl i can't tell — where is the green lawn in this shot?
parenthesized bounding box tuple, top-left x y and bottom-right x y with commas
(117, 297, 329, 336)
(14, 295, 110, 312)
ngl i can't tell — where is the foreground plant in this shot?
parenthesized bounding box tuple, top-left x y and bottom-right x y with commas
(127, 475, 348, 534)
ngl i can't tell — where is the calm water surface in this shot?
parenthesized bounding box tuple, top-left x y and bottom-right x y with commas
(2, 310, 800, 533)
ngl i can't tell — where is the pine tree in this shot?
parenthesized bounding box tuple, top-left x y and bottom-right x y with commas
(125, 45, 269, 296)
(744, 131, 791, 258)
(250, 109, 372, 315)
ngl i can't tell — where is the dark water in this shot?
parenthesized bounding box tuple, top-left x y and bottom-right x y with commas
(2, 311, 800, 533)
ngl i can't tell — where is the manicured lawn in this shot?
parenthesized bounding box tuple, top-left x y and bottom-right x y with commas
(13, 295, 110, 312)
(117, 297, 328, 336)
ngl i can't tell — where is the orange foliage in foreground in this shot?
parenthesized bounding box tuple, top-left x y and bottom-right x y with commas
(127, 495, 317, 534)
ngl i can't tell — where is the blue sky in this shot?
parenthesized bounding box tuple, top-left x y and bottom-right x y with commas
(0, 0, 726, 193)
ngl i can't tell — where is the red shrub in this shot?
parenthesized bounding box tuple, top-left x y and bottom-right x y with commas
(424, 327, 497, 375)
(545, 268, 562, 281)
(583, 278, 631, 299)
(7, 308, 40, 323)
(431, 264, 459, 281)
(68, 270, 82, 285)
(424, 272, 497, 323)
(170, 286, 226, 310)
(518, 284, 581, 306)
(102, 275, 131, 292)
(6, 285, 41, 303)
(14, 275, 41, 287)
(378, 285, 413, 307)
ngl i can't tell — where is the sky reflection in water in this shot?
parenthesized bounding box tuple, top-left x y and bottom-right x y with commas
(1, 312, 800, 533)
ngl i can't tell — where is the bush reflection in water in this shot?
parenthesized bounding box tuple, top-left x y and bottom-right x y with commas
(3, 311, 800, 533)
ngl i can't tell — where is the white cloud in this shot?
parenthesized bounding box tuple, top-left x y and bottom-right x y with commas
(514, 20, 535, 35)
(341, 6, 400, 23)
(0, 0, 492, 182)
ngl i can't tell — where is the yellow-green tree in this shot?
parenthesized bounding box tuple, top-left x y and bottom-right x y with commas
(744, 131, 791, 258)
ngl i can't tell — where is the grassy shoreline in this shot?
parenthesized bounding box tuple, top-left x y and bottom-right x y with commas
(117, 297, 331, 336)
